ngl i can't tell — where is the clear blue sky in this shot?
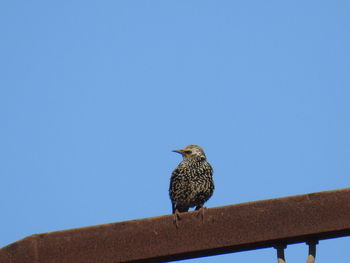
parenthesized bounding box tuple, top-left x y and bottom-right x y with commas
(1, 1, 350, 262)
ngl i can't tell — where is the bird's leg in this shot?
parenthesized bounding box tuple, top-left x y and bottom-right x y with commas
(195, 205, 206, 222)
(173, 209, 181, 228)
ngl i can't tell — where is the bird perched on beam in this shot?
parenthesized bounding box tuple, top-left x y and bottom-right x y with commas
(169, 145, 214, 226)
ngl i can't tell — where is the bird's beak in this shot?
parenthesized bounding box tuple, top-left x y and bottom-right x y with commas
(172, 149, 184, 154)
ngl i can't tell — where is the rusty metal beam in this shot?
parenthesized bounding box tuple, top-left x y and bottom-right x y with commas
(1, 188, 350, 263)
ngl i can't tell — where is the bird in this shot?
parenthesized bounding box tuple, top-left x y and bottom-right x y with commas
(169, 145, 214, 226)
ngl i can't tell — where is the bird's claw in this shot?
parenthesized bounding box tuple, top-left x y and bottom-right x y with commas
(196, 206, 206, 222)
(173, 210, 181, 228)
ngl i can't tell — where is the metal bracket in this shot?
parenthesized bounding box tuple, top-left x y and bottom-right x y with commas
(274, 244, 287, 263)
(306, 240, 318, 263)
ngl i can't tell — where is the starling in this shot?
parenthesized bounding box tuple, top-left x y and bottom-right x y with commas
(169, 145, 214, 225)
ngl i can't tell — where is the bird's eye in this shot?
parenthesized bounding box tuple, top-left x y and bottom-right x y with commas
(184, 150, 192, 154)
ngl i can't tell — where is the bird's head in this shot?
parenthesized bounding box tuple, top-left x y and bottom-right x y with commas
(172, 145, 207, 160)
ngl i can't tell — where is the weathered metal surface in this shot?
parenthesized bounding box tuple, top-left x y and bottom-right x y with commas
(1, 188, 350, 263)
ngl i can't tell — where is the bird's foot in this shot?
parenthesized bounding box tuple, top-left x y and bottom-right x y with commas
(173, 210, 181, 228)
(195, 206, 206, 222)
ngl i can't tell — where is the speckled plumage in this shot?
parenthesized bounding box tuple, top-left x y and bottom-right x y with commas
(169, 145, 214, 214)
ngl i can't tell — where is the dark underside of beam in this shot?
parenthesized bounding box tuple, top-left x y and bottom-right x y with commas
(1, 188, 350, 263)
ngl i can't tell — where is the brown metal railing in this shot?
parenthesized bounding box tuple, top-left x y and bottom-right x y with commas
(1, 188, 350, 263)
